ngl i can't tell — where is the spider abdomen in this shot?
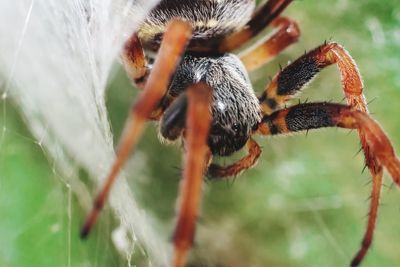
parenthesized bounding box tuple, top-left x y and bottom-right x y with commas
(163, 53, 261, 156)
(137, 0, 255, 51)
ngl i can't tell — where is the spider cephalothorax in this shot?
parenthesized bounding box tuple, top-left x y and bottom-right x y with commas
(163, 53, 261, 156)
(81, 1, 400, 267)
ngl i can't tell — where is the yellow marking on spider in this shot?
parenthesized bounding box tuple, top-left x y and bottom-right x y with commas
(138, 24, 166, 40)
(194, 19, 219, 28)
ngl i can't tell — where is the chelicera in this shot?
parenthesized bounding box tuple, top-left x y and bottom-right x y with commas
(81, 1, 400, 266)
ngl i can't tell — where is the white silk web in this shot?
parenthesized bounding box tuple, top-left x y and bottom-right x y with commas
(0, 0, 169, 266)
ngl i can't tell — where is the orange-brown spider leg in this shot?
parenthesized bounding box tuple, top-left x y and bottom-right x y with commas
(219, 0, 293, 52)
(351, 112, 400, 267)
(259, 42, 367, 115)
(80, 19, 192, 238)
(206, 138, 262, 179)
(173, 83, 212, 267)
(256, 102, 400, 267)
(122, 33, 149, 89)
(351, 167, 383, 267)
(240, 17, 300, 72)
(258, 43, 381, 231)
(122, 33, 176, 120)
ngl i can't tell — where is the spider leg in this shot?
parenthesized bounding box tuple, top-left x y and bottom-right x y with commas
(80, 19, 192, 238)
(206, 138, 262, 179)
(350, 113, 400, 267)
(240, 17, 300, 72)
(219, 0, 293, 52)
(256, 102, 400, 266)
(173, 83, 212, 267)
(259, 42, 367, 114)
(122, 32, 176, 121)
(122, 33, 149, 89)
(159, 97, 262, 180)
(351, 167, 382, 267)
(258, 42, 381, 217)
(259, 42, 366, 115)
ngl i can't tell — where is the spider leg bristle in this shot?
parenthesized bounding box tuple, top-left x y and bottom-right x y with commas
(389, 182, 396, 190)
(226, 178, 234, 188)
(367, 97, 377, 106)
(172, 165, 182, 170)
(171, 166, 184, 181)
(232, 175, 239, 184)
(196, 215, 206, 226)
(172, 165, 183, 173)
(364, 195, 372, 202)
(360, 211, 371, 221)
(363, 179, 372, 187)
(361, 164, 368, 174)
(346, 129, 355, 136)
(354, 146, 364, 158)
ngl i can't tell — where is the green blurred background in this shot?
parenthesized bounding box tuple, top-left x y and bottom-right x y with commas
(1, 1, 400, 266)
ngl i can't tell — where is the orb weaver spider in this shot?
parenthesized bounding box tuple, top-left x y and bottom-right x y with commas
(81, 0, 400, 266)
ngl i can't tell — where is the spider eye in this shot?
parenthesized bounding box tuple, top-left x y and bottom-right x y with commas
(232, 123, 240, 133)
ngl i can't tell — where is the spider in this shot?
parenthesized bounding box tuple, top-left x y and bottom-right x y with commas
(81, 1, 400, 266)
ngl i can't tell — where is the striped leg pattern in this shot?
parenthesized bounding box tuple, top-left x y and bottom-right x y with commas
(256, 102, 400, 266)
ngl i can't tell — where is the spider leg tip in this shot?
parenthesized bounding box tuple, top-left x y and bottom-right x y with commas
(80, 215, 96, 239)
(80, 226, 90, 240)
(350, 258, 360, 267)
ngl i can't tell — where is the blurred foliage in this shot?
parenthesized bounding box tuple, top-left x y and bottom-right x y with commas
(1, 0, 400, 267)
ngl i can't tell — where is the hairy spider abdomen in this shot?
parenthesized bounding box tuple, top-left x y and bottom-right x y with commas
(137, 0, 255, 51)
(164, 53, 261, 156)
